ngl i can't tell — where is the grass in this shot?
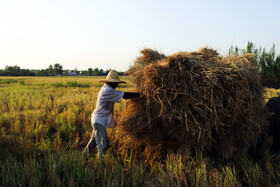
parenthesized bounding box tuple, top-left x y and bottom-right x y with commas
(0, 76, 279, 186)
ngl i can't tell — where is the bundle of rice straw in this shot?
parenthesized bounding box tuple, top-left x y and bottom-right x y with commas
(118, 48, 268, 158)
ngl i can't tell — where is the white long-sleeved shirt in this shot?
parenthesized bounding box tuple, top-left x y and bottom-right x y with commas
(91, 84, 124, 128)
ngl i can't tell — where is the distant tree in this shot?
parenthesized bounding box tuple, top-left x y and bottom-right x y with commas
(20, 69, 35, 76)
(5, 65, 20, 72)
(88, 68, 93, 75)
(229, 46, 240, 55)
(35, 70, 41, 76)
(3, 65, 20, 75)
(99, 69, 104, 75)
(74, 68, 79, 74)
(62, 70, 68, 76)
(47, 65, 54, 76)
(54, 63, 63, 75)
(229, 41, 280, 88)
(118, 71, 124, 76)
(229, 41, 259, 56)
(105, 69, 111, 75)
(36, 69, 48, 76)
(93, 68, 100, 75)
(258, 45, 280, 87)
(80, 70, 87, 75)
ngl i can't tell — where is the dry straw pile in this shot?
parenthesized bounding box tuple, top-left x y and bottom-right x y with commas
(118, 48, 268, 158)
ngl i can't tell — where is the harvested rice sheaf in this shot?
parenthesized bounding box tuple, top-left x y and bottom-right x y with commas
(118, 48, 268, 158)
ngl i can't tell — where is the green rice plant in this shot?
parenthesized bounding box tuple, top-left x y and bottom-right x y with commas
(4, 156, 42, 186)
(0, 112, 11, 128)
(0, 79, 18, 84)
(243, 163, 262, 186)
(195, 162, 207, 186)
(52, 82, 65, 87)
(19, 80, 25, 85)
(37, 137, 52, 153)
(67, 81, 90, 88)
(56, 119, 76, 141)
(52, 81, 90, 88)
(221, 166, 239, 186)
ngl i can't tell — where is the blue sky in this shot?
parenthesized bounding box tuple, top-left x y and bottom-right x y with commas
(0, 0, 279, 71)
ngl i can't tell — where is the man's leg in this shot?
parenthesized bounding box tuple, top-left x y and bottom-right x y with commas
(94, 123, 109, 156)
(83, 128, 97, 157)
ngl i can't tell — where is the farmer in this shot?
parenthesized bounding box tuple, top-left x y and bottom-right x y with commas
(266, 92, 280, 153)
(83, 70, 140, 157)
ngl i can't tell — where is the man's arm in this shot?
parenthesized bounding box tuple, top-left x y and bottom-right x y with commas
(123, 92, 140, 99)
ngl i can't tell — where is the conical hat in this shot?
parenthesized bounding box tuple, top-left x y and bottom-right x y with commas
(99, 70, 126, 83)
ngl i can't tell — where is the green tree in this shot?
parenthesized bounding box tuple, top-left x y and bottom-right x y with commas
(99, 69, 104, 75)
(74, 68, 79, 74)
(93, 68, 100, 75)
(229, 41, 280, 88)
(5, 65, 20, 72)
(54, 63, 63, 75)
(48, 65, 54, 76)
(105, 69, 111, 75)
(258, 45, 280, 87)
(88, 68, 93, 75)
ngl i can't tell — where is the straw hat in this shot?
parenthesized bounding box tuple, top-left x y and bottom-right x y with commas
(99, 70, 126, 83)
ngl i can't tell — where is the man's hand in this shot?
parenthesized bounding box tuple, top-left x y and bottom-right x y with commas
(123, 92, 140, 99)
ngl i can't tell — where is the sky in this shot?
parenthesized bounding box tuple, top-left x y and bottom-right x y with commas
(0, 0, 279, 72)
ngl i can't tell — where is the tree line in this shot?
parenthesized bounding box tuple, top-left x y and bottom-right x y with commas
(229, 41, 280, 88)
(0, 64, 124, 76)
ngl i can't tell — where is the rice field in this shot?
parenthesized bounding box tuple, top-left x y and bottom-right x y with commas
(0, 76, 279, 186)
